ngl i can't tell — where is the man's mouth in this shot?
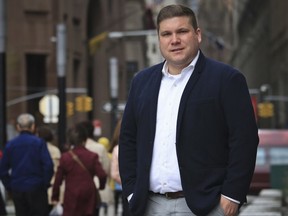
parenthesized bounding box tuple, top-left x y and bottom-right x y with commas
(171, 48, 183, 52)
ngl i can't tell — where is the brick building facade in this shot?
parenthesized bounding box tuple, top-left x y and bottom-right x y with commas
(4, 0, 288, 148)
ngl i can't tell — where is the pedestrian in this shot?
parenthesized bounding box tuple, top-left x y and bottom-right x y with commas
(0, 113, 54, 216)
(98, 137, 117, 216)
(51, 122, 107, 216)
(36, 126, 64, 212)
(0, 150, 7, 216)
(98, 137, 111, 154)
(118, 4, 259, 216)
(110, 118, 131, 216)
(78, 120, 112, 216)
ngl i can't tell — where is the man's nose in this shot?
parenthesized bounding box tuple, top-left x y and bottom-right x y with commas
(171, 34, 180, 44)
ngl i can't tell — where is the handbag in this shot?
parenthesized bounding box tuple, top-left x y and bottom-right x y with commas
(68, 150, 102, 207)
(49, 203, 63, 216)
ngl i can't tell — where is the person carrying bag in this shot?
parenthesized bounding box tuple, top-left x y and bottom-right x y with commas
(51, 123, 107, 216)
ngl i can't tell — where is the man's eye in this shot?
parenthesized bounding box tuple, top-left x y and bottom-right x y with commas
(161, 32, 170, 37)
(179, 30, 188, 34)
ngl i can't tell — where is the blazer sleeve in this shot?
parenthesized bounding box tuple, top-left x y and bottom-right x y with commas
(221, 71, 259, 202)
(118, 76, 139, 198)
(40, 140, 54, 187)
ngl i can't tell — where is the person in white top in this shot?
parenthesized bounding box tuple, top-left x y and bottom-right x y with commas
(110, 118, 131, 216)
(37, 126, 63, 210)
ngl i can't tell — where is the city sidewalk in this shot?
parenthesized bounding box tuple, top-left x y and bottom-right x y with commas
(240, 189, 288, 216)
(4, 190, 287, 216)
(4, 199, 123, 216)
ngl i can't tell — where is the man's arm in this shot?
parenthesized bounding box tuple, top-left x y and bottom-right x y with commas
(41, 141, 54, 187)
(0, 147, 12, 191)
(221, 71, 259, 202)
(118, 78, 138, 198)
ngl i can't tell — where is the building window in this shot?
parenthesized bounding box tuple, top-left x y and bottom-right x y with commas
(25, 54, 47, 115)
(73, 58, 80, 85)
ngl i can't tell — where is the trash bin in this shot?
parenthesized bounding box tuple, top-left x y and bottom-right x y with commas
(270, 164, 288, 190)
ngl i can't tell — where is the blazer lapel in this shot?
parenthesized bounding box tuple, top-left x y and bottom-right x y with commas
(148, 63, 164, 145)
(176, 52, 206, 142)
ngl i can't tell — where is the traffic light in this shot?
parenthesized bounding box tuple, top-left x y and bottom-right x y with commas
(75, 96, 93, 112)
(84, 96, 92, 111)
(89, 32, 108, 55)
(75, 96, 83, 112)
(66, 101, 74, 116)
(258, 102, 274, 118)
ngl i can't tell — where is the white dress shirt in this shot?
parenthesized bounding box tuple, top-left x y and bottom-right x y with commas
(149, 52, 199, 193)
(147, 52, 240, 204)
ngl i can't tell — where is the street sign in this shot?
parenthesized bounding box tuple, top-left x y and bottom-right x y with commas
(39, 94, 59, 123)
(102, 102, 126, 112)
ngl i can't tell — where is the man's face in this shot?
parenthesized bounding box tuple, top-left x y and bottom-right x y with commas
(158, 16, 201, 74)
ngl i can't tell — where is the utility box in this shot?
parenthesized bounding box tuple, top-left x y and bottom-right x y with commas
(270, 164, 288, 191)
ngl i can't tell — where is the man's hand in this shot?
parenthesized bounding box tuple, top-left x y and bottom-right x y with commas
(51, 200, 59, 206)
(220, 195, 239, 216)
(7, 191, 13, 200)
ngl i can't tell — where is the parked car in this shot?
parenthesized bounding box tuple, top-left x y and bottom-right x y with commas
(249, 129, 288, 194)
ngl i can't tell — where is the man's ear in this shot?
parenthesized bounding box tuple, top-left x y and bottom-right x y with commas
(16, 124, 21, 132)
(31, 124, 36, 133)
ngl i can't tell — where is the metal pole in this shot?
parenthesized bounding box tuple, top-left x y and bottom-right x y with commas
(109, 57, 118, 135)
(57, 23, 66, 151)
(0, 0, 6, 149)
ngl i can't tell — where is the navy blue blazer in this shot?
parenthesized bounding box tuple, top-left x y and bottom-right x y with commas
(119, 51, 259, 216)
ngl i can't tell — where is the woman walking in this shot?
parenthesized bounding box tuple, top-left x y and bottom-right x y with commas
(52, 123, 107, 216)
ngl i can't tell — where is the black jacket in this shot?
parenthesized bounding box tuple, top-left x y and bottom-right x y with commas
(119, 51, 259, 215)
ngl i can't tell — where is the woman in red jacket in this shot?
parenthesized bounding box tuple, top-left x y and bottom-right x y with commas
(52, 123, 107, 216)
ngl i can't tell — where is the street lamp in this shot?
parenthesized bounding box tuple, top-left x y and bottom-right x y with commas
(57, 23, 66, 151)
(109, 57, 118, 134)
(260, 84, 272, 98)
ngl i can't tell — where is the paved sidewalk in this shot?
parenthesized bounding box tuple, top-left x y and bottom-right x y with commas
(240, 189, 287, 216)
(4, 199, 122, 216)
(4, 189, 288, 216)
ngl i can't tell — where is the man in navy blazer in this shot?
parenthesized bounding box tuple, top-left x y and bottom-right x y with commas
(119, 4, 259, 216)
